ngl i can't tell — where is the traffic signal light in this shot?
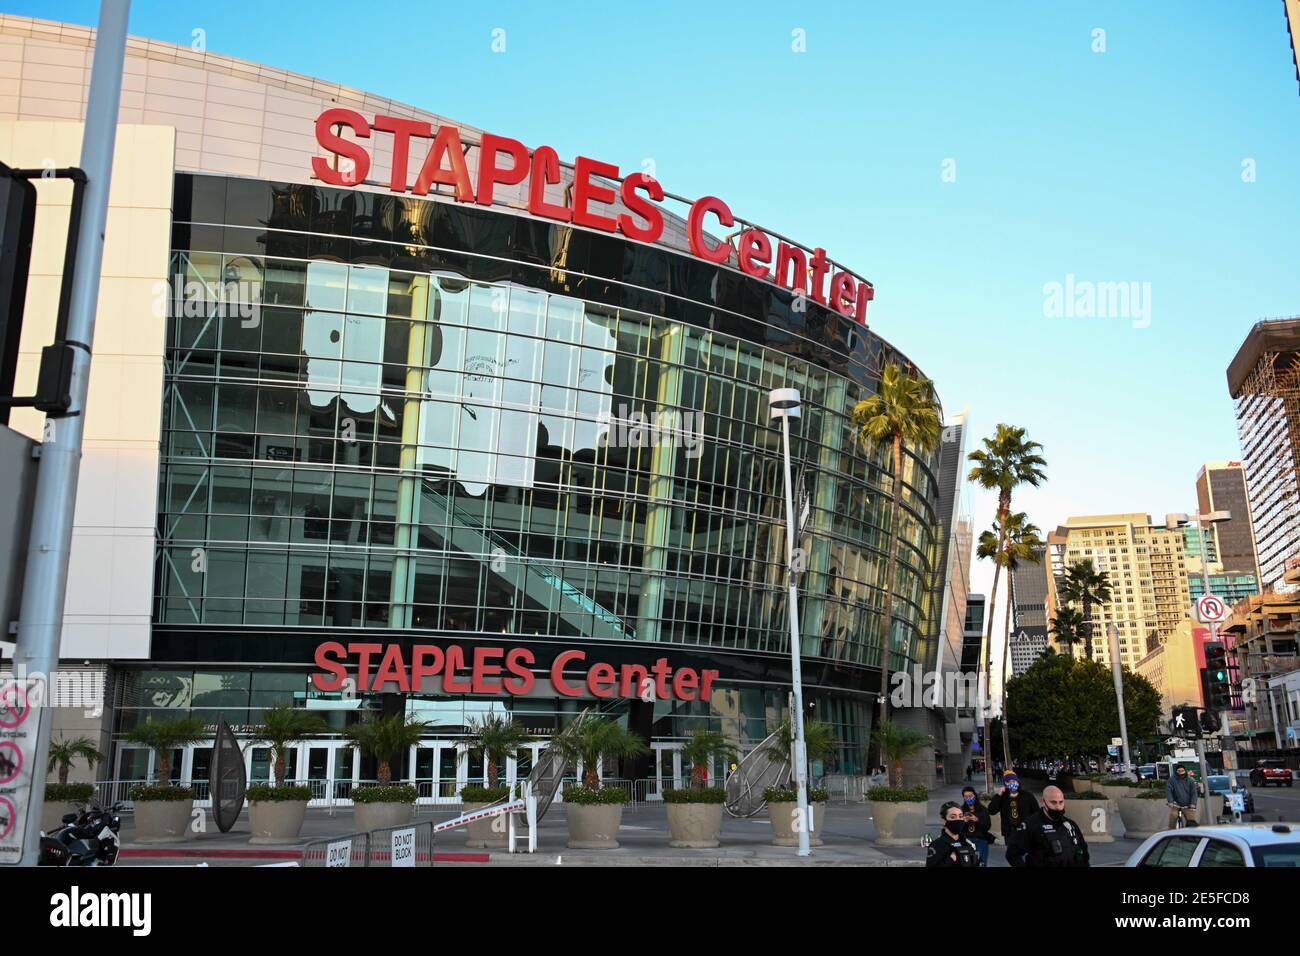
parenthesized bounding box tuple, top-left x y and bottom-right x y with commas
(1202, 643, 1231, 709)
(1170, 705, 1201, 739)
(1199, 710, 1221, 735)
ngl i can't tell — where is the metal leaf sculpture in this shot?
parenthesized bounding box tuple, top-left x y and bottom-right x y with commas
(724, 729, 790, 818)
(524, 707, 589, 821)
(211, 718, 246, 833)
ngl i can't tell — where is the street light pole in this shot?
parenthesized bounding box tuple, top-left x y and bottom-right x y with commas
(769, 388, 811, 857)
(1106, 623, 1134, 779)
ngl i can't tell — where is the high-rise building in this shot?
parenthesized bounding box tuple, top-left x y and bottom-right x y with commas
(1227, 319, 1300, 592)
(1195, 461, 1262, 580)
(1009, 543, 1049, 675)
(1046, 514, 1192, 669)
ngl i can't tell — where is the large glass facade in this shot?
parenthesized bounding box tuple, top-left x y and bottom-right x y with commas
(133, 174, 947, 772)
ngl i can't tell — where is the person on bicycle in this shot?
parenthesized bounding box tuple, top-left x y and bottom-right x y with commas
(1166, 765, 1199, 828)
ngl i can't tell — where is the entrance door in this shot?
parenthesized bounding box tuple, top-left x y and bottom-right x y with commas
(650, 743, 683, 799)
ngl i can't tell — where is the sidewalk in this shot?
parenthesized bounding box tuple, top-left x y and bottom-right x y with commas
(114, 787, 1141, 866)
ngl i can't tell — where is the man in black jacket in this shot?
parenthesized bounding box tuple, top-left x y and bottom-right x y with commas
(1022, 785, 1090, 867)
(926, 801, 981, 868)
(987, 770, 1038, 866)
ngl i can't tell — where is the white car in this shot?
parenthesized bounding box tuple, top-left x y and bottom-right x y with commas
(1126, 823, 1300, 867)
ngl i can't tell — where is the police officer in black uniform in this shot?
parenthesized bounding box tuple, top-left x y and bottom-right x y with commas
(926, 801, 981, 868)
(1022, 785, 1090, 867)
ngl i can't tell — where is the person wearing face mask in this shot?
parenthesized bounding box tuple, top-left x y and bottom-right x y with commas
(987, 770, 1039, 866)
(1022, 785, 1090, 867)
(959, 786, 993, 865)
(926, 801, 981, 868)
(1165, 764, 1199, 828)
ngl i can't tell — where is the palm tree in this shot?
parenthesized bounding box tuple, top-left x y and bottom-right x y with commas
(465, 714, 532, 789)
(851, 363, 942, 760)
(680, 730, 739, 789)
(345, 713, 428, 786)
(869, 721, 933, 788)
(124, 717, 207, 784)
(251, 704, 328, 788)
(1049, 606, 1086, 658)
(47, 735, 102, 786)
(764, 718, 839, 783)
(548, 716, 649, 791)
(967, 424, 1047, 795)
(976, 512, 1043, 767)
(1058, 559, 1113, 661)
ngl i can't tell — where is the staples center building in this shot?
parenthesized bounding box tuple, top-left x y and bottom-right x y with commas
(2, 16, 967, 793)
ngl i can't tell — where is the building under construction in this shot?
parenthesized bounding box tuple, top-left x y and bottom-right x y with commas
(1228, 319, 1300, 593)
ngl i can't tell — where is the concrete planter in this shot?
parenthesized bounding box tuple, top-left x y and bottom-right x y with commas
(1116, 797, 1174, 840)
(869, 800, 927, 847)
(133, 799, 194, 844)
(42, 800, 82, 835)
(565, 803, 624, 849)
(1064, 798, 1114, 842)
(463, 802, 509, 849)
(248, 800, 308, 844)
(1100, 784, 1132, 801)
(666, 802, 723, 848)
(1071, 778, 1098, 794)
(769, 801, 827, 847)
(353, 801, 413, 832)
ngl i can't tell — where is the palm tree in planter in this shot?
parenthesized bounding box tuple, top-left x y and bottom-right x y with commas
(44, 736, 102, 832)
(762, 718, 838, 847)
(866, 721, 933, 846)
(851, 362, 943, 766)
(345, 713, 427, 830)
(460, 715, 532, 849)
(663, 730, 739, 848)
(245, 704, 328, 844)
(549, 716, 649, 849)
(123, 716, 207, 843)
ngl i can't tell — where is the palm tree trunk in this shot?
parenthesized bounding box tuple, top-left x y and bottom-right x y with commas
(584, 765, 600, 790)
(1000, 586, 1014, 769)
(59, 764, 69, 786)
(1083, 597, 1093, 661)
(876, 434, 903, 767)
(275, 749, 286, 788)
(378, 759, 391, 786)
(981, 522, 1007, 797)
(488, 758, 498, 789)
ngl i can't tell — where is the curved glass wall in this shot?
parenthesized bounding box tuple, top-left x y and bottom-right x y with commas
(146, 175, 946, 771)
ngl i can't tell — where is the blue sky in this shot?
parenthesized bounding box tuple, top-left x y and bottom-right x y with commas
(10, 1, 1300, 626)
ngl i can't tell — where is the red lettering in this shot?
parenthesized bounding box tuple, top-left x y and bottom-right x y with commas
(738, 229, 772, 279)
(687, 196, 733, 263)
(775, 242, 808, 294)
(651, 658, 673, 701)
(411, 645, 444, 692)
(312, 641, 348, 692)
(587, 662, 617, 699)
(829, 271, 857, 317)
(572, 156, 619, 232)
(349, 642, 383, 693)
(312, 108, 371, 187)
(619, 664, 648, 699)
(671, 668, 698, 701)
(475, 133, 530, 206)
(809, 247, 830, 304)
(443, 645, 473, 694)
(551, 650, 586, 696)
(412, 125, 474, 200)
(617, 173, 664, 242)
(373, 115, 431, 193)
(527, 146, 571, 222)
(372, 644, 411, 693)
(699, 669, 719, 702)
(504, 648, 536, 695)
(855, 282, 874, 325)
(472, 646, 505, 694)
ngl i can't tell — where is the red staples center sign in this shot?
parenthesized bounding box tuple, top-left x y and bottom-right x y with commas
(312, 641, 720, 703)
(312, 109, 874, 325)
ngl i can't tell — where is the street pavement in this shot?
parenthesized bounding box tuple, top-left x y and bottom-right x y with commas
(109, 781, 1192, 867)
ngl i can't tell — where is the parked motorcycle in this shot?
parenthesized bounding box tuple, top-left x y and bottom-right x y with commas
(39, 802, 122, 866)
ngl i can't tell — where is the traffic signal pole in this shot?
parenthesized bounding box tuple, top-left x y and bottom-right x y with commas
(11, 0, 129, 868)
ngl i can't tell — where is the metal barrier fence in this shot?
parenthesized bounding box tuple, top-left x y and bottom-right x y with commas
(301, 831, 371, 868)
(365, 821, 436, 867)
